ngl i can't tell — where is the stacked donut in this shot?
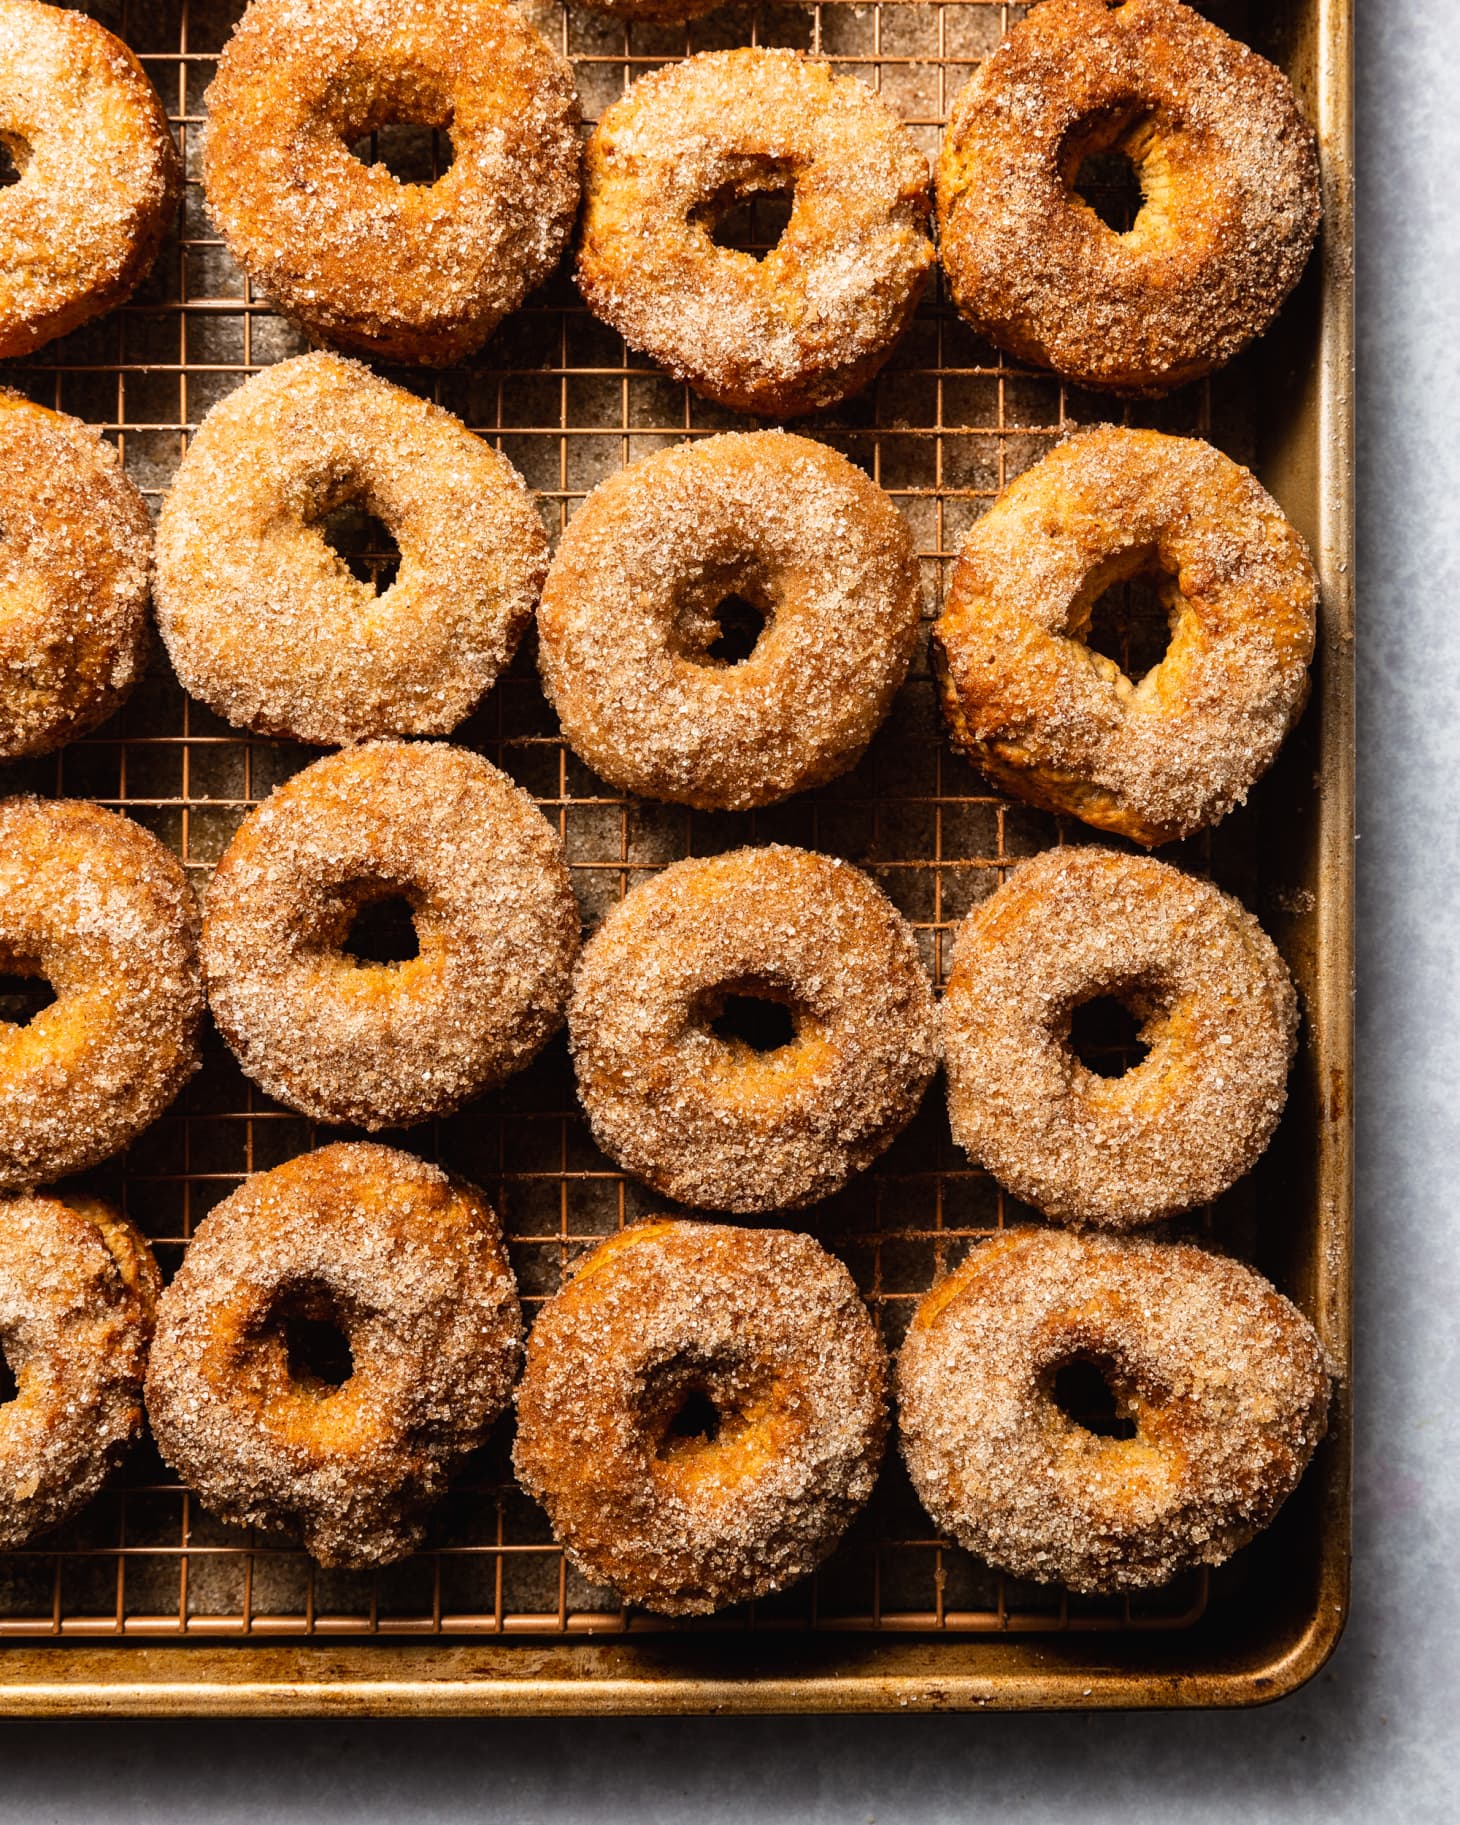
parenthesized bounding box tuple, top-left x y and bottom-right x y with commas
(0, 0, 1338, 1621)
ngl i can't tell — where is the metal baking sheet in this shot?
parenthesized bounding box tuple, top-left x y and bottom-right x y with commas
(0, 0, 1351, 1712)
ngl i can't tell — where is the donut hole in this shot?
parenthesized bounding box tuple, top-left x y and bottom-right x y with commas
(665, 1385, 721, 1449)
(347, 120, 454, 189)
(340, 890, 420, 967)
(696, 980, 800, 1056)
(1070, 546, 1182, 685)
(705, 593, 768, 665)
(1061, 107, 1164, 238)
(643, 1360, 756, 1465)
(1049, 1355, 1138, 1441)
(0, 961, 57, 1028)
(271, 1284, 355, 1393)
(1067, 995, 1150, 1079)
(0, 1338, 17, 1405)
(0, 134, 26, 188)
(320, 501, 401, 595)
(693, 168, 798, 261)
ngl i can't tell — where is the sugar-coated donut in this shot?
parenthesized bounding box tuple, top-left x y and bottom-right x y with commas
(936, 0, 1321, 394)
(202, 0, 579, 365)
(940, 846, 1298, 1229)
(1, 1191, 159, 1548)
(0, 797, 202, 1192)
(0, 0, 179, 359)
(0, 390, 152, 759)
(537, 432, 923, 810)
(578, 49, 933, 417)
(514, 1219, 888, 1615)
(145, 1143, 522, 1568)
(898, 1227, 1332, 1592)
(569, 845, 938, 1212)
(202, 742, 580, 1133)
(155, 353, 549, 746)
(933, 427, 1318, 847)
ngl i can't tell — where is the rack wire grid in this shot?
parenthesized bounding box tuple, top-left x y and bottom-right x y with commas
(0, 0, 1278, 1642)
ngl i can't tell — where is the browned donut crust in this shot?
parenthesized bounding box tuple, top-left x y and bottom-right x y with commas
(898, 1227, 1332, 1593)
(145, 1143, 522, 1568)
(935, 0, 1321, 394)
(202, 742, 580, 1133)
(1, 391, 151, 760)
(0, 1, 179, 360)
(537, 432, 923, 810)
(155, 353, 549, 746)
(202, 0, 580, 365)
(1, 1191, 159, 1549)
(0, 798, 202, 1193)
(932, 428, 1318, 847)
(578, 49, 933, 417)
(514, 1219, 888, 1615)
(570, 846, 938, 1212)
(941, 846, 1298, 1229)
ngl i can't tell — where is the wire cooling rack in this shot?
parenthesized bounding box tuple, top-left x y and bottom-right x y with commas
(0, 0, 1275, 1640)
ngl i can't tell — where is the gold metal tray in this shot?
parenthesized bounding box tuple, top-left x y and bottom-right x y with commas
(0, 0, 1352, 1713)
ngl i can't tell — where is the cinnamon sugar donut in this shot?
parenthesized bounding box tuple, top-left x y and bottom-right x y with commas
(568, 846, 938, 1212)
(941, 846, 1298, 1229)
(202, 0, 579, 365)
(514, 1219, 888, 1615)
(0, 0, 179, 360)
(898, 1227, 1332, 1592)
(145, 1143, 522, 1568)
(933, 428, 1318, 847)
(578, 49, 933, 417)
(538, 432, 923, 810)
(202, 742, 579, 1132)
(936, 0, 1322, 394)
(155, 353, 549, 746)
(0, 797, 202, 1193)
(1, 1191, 159, 1548)
(1, 391, 151, 759)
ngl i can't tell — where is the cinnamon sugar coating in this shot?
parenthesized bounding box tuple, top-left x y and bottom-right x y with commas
(0, 391, 152, 760)
(933, 428, 1318, 847)
(155, 352, 549, 746)
(0, 0, 179, 359)
(0, 797, 202, 1192)
(537, 432, 923, 810)
(0, 1191, 160, 1549)
(514, 1219, 888, 1616)
(936, 0, 1321, 394)
(202, 742, 579, 1132)
(145, 1143, 522, 1569)
(898, 1227, 1332, 1593)
(578, 49, 933, 417)
(202, 0, 580, 365)
(941, 846, 1298, 1229)
(569, 846, 938, 1213)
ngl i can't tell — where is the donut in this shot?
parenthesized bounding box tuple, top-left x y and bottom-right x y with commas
(897, 1227, 1332, 1592)
(935, 0, 1322, 394)
(154, 352, 549, 746)
(1, 1191, 159, 1548)
(145, 1143, 522, 1568)
(0, 797, 202, 1193)
(202, 0, 580, 365)
(537, 432, 923, 810)
(940, 845, 1298, 1229)
(202, 741, 579, 1133)
(0, 0, 179, 360)
(514, 1219, 888, 1615)
(932, 427, 1319, 847)
(1, 391, 152, 760)
(568, 845, 938, 1212)
(577, 49, 934, 417)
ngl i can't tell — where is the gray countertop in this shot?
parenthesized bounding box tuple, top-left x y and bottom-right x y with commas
(2, 2, 1453, 1817)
